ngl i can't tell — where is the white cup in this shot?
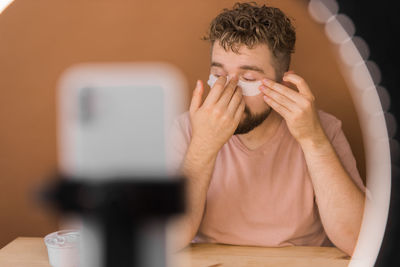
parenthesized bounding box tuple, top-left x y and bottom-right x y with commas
(44, 229, 80, 267)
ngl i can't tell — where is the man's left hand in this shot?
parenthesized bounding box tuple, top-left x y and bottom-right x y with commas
(259, 72, 326, 146)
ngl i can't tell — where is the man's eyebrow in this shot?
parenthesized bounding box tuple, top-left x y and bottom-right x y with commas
(211, 62, 224, 68)
(239, 65, 265, 74)
(210, 62, 265, 74)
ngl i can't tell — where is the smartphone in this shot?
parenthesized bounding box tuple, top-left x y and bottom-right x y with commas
(56, 62, 187, 267)
(57, 62, 186, 180)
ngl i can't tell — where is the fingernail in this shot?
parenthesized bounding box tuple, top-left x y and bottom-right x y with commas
(196, 80, 201, 89)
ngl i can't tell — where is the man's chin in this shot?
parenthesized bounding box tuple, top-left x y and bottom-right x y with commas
(234, 123, 256, 135)
(233, 108, 272, 135)
(234, 119, 260, 135)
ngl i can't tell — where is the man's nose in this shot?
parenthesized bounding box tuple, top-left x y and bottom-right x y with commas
(226, 74, 239, 81)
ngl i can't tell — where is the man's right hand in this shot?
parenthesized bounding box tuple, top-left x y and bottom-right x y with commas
(189, 76, 245, 157)
(167, 76, 245, 251)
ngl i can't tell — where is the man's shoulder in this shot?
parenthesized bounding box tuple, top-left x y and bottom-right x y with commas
(172, 111, 192, 135)
(175, 111, 190, 122)
(174, 111, 191, 127)
(317, 109, 342, 137)
(317, 109, 340, 123)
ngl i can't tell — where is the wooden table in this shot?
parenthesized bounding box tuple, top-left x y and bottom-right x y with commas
(0, 237, 351, 267)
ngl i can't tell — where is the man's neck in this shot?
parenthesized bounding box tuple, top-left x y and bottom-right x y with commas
(236, 110, 283, 151)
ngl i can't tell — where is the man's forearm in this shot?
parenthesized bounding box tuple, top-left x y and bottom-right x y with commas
(168, 139, 218, 251)
(167, 75, 244, 251)
(300, 133, 365, 255)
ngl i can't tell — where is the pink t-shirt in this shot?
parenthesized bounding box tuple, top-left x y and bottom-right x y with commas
(168, 110, 365, 247)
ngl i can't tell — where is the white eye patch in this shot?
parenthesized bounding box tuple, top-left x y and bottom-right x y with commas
(207, 74, 262, 96)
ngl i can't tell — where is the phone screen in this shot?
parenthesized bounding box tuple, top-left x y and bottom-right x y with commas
(67, 85, 166, 179)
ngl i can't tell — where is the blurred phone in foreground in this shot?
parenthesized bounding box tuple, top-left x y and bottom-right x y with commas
(55, 62, 187, 267)
(58, 62, 186, 179)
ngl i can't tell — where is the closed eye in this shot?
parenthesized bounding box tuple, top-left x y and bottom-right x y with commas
(242, 77, 256, 82)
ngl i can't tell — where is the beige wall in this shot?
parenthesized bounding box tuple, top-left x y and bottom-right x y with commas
(0, 0, 365, 248)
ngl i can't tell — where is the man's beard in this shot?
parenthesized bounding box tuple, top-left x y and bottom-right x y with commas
(234, 106, 272, 135)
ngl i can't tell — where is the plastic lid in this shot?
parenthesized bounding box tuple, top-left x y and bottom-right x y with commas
(44, 230, 80, 248)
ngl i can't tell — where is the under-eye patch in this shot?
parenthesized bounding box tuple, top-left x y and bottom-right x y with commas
(207, 74, 262, 96)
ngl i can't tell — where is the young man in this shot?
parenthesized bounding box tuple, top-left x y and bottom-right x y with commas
(168, 2, 365, 256)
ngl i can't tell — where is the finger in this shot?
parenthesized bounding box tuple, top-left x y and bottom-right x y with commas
(263, 95, 290, 118)
(282, 73, 314, 99)
(189, 80, 204, 114)
(203, 76, 228, 106)
(259, 85, 297, 112)
(285, 70, 295, 75)
(282, 71, 297, 90)
(216, 76, 239, 107)
(282, 79, 297, 91)
(261, 78, 306, 104)
(233, 98, 245, 123)
(227, 86, 243, 115)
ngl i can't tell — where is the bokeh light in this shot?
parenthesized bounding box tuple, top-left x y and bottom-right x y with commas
(308, 0, 396, 266)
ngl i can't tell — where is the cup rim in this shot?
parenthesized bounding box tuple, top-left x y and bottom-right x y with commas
(44, 229, 80, 249)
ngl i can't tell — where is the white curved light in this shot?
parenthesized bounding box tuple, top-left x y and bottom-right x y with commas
(325, 14, 354, 44)
(339, 37, 369, 67)
(308, 0, 338, 23)
(308, 1, 392, 266)
(0, 0, 14, 14)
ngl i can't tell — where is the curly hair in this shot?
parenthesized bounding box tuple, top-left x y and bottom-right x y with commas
(204, 2, 296, 81)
